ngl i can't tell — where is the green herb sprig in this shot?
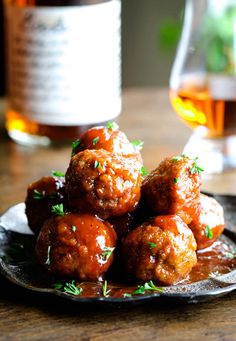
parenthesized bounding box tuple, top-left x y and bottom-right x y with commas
(190, 157, 204, 175)
(33, 189, 45, 200)
(148, 242, 157, 249)
(140, 166, 149, 177)
(92, 137, 99, 145)
(107, 121, 119, 131)
(132, 280, 163, 295)
(101, 246, 115, 262)
(53, 280, 83, 296)
(71, 139, 81, 156)
(131, 140, 144, 151)
(205, 225, 213, 239)
(94, 160, 102, 169)
(51, 203, 65, 216)
(45, 245, 51, 265)
(102, 280, 111, 297)
(51, 170, 65, 177)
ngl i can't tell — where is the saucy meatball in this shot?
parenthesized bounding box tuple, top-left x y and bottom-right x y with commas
(122, 215, 197, 285)
(25, 175, 65, 235)
(141, 155, 202, 224)
(71, 125, 142, 165)
(36, 213, 117, 281)
(65, 149, 141, 219)
(189, 194, 225, 250)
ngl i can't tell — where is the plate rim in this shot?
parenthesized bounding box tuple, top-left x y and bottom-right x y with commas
(1, 201, 236, 304)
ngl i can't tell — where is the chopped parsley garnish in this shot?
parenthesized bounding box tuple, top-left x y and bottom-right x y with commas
(33, 189, 45, 200)
(190, 157, 204, 175)
(51, 170, 65, 177)
(53, 280, 82, 296)
(45, 245, 51, 265)
(123, 293, 132, 298)
(71, 225, 77, 232)
(224, 252, 236, 259)
(102, 280, 111, 297)
(94, 160, 102, 169)
(132, 280, 163, 295)
(172, 155, 184, 162)
(131, 139, 144, 151)
(106, 121, 119, 131)
(101, 246, 115, 262)
(51, 203, 65, 216)
(148, 242, 157, 249)
(173, 177, 179, 184)
(92, 136, 99, 145)
(71, 139, 80, 156)
(140, 166, 149, 177)
(205, 225, 213, 239)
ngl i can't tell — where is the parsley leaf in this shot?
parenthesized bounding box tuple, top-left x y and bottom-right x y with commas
(53, 280, 82, 296)
(106, 121, 119, 131)
(131, 139, 144, 151)
(205, 225, 213, 239)
(173, 177, 179, 184)
(102, 280, 111, 297)
(33, 189, 45, 200)
(51, 170, 65, 177)
(148, 242, 157, 249)
(94, 160, 102, 169)
(71, 225, 77, 232)
(101, 246, 115, 262)
(71, 139, 80, 156)
(123, 293, 132, 298)
(92, 136, 100, 145)
(45, 245, 51, 265)
(140, 166, 149, 177)
(132, 280, 163, 295)
(190, 157, 204, 174)
(51, 203, 65, 216)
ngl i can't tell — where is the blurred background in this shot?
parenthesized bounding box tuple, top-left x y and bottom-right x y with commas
(0, 0, 184, 96)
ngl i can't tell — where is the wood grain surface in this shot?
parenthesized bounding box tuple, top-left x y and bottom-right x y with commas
(0, 88, 236, 341)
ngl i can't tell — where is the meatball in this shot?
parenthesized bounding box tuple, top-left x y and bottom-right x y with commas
(141, 155, 202, 224)
(36, 213, 117, 281)
(122, 215, 197, 285)
(65, 149, 141, 219)
(189, 194, 225, 250)
(71, 125, 142, 165)
(25, 175, 65, 235)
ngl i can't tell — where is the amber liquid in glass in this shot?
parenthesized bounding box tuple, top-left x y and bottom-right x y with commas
(170, 86, 236, 139)
(4, 0, 119, 144)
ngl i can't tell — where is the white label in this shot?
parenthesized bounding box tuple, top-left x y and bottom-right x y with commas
(5, 1, 121, 125)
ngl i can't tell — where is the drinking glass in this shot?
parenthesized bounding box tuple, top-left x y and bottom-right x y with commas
(170, 0, 236, 173)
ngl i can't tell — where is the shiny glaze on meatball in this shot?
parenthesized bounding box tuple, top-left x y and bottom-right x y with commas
(72, 126, 142, 164)
(141, 156, 202, 224)
(122, 215, 197, 285)
(189, 194, 225, 250)
(65, 149, 141, 219)
(25, 175, 65, 235)
(36, 213, 117, 281)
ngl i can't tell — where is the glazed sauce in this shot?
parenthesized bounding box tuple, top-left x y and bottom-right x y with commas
(51, 239, 236, 298)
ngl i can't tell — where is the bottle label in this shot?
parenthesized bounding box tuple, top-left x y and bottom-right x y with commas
(5, 1, 121, 125)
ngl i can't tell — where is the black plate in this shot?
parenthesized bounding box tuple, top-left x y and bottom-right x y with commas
(1, 195, 236, 305)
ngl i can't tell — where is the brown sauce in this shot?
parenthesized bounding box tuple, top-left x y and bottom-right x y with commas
(52, 239, 236, 298)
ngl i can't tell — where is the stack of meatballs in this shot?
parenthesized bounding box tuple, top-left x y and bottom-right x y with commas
(25, 123, 225, 286)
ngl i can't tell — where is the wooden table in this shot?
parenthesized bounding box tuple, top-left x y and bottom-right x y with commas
(0, 88, 236, 341)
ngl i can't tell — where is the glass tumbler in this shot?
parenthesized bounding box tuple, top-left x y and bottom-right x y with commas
(170, 0, 236, 173)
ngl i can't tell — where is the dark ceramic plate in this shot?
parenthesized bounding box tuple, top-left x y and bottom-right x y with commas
(1, 194, 236, 305)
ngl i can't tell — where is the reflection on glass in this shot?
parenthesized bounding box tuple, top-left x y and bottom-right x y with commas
(170, 0, 236, 173)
